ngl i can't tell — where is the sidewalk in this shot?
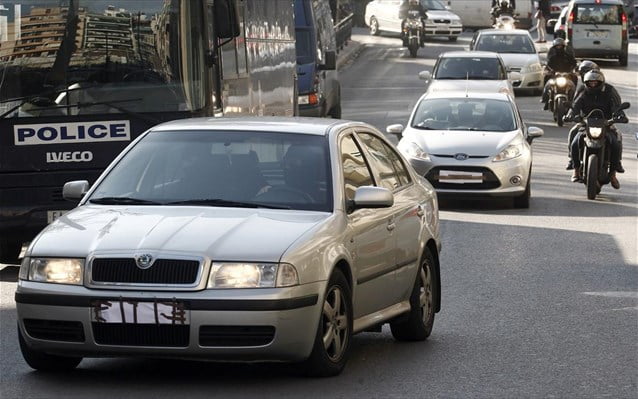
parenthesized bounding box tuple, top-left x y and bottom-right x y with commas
(336, 36, 364, 70)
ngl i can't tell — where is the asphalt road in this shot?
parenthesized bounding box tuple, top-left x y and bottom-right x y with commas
(1, 29, 637, 398)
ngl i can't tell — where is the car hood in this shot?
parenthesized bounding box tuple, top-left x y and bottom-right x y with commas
(404, 129, 520, 156)
(30, 206, 329, 262)
(426, 10, 461, 21)
(428, 80, 511, 94)
(498, 53, 539, 68)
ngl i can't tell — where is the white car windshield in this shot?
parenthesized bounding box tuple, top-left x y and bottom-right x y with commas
(434, 57, 505, 80)
(90, 131, 333, 212)
(411, 98, 517, 132)
(475, 34, 536, 54)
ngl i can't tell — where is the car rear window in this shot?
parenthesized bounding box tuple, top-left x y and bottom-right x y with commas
(574, 4, 622, 24)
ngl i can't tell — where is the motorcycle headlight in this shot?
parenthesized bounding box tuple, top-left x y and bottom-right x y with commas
(207, 263, 298, 289)
(493, 143, 525, 162)
(400, 141, 430, 161)
(23, 257, 84, 285)
(589, 127, 603, 139)
(556, 77, 568, 87)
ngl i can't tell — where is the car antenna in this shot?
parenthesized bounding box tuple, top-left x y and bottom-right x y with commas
(465, 72, 469, 97)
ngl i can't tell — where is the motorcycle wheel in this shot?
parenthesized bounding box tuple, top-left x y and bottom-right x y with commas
(409, 44, 418, 58)
(556, 98, 565, 127)
(586, 154, 599, 200)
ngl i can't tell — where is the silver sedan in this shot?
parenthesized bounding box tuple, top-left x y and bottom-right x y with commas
(16, 118, 441, 377)
(389, 92, 544, 208)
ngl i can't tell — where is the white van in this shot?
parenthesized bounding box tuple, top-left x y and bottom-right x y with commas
(564, 0, 629, 66)
(447, 0, 534, 29)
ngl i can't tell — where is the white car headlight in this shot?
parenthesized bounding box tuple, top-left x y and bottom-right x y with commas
(589, 127, 603, 138)
(556, 76, 568, 87)
(493, 143, 525, 162)
(208, 263, 299, 289)
(525, 63, 542, 73)
(401, 141, 431, 161)
(22, 257, 84, 285)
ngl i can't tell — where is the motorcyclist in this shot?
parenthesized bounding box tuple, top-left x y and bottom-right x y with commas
(541, 38, 577, 110)
(566, 70, 627, 188)
(400, 0, 427, 47)
(491, 0, 516, 23)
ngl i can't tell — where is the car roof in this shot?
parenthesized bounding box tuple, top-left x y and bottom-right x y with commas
(477, 29, 532, 36)
(150, 117, 353, 136)
(421, 91, 515, 102)
(440, 51, 501, 58)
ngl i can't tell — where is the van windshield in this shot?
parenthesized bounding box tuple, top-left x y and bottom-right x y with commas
(575, 5, 622, 24)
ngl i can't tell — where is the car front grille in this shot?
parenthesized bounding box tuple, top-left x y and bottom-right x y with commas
(433, 19, 451, 23)
(199, 326, 276, 347)
(426, 166, 501, 190)
(92, 323, 190, 347)
(24, 319, 85, 342)
(91, 258, 201, 285)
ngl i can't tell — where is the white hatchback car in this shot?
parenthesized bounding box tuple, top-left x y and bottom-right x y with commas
(470, 29, 544, 94)
(365, 0, 463, 41)
(389, 92, 544, 208)
(418, 51, 514, 95)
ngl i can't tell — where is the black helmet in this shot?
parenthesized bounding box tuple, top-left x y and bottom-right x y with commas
(577, 60, 599, 77)
(583, 70, 605, 94)
(552, 38, 566, 48)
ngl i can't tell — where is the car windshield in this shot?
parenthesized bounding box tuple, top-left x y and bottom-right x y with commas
(0, 1, 207, 118)
(434, 57, 504, 79)
(411, 98, 517, 132)
(90, 130, 333, 212)
(475, 34, 536, 54)
(421, 0, 448, 11)
(575, 4, 622, 24)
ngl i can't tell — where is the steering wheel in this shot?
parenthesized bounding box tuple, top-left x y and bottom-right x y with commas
(253, 185, 315, 204)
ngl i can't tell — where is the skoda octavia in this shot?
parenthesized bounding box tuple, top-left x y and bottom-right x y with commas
(16, 118, 441, 377)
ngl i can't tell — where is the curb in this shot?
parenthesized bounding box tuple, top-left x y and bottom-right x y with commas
(337, 40, 364, 70)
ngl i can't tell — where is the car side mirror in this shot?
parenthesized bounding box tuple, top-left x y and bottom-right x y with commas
(351, 186, 394, 211)
(527, 126, 544, 142)
(319, 51, 337, 71)
(418, 70, 431, 81)
(63, 180, 90, 201)
(386, 124, 404, 140)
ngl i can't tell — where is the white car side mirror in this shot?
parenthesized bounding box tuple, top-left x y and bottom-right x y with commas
(418, 71, 431, 81)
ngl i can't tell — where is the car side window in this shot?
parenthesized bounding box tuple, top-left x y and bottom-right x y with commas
(357, 132, 412, 190)
(341, 135, 375, 202)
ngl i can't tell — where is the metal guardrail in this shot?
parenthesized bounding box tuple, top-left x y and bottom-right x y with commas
(335, 13, 354, 53)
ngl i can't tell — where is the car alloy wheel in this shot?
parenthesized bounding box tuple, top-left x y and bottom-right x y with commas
(419, 264, 434, 326)
(322, 286, 349, 362)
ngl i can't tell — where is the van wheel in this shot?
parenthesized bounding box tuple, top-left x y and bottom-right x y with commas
(18, 325, 82, 371)
(369, 17, 380, 36)
(329, 104, 342, 119)
(619, 52, 628, 67)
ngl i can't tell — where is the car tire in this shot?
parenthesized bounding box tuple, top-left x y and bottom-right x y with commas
(18, 325, 82, 371)
(370, 17, 380, 36)
(513, 178, 531, 209)
(619, 52, 628, 67)
(302, 269, 352, 377)
(448, 36, 457, 42)
(390, 249, 436, 341)
(0, 238, 22, 264)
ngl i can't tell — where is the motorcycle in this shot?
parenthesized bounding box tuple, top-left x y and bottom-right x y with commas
(546, 71, 576, 127)
(493, 13, 518, 30)
(403, 10, 423, 58)
(567, 102, 630, 200)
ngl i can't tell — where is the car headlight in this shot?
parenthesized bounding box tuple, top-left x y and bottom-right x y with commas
(556, 77, 568, 87)
(207, 262, 299, 289)
(589, 127, 603, 138)
(401, 141, 430, 161)
(525, 63, 542, 73)
(493, 143, 525, 162)
(21, 257, 84, 285)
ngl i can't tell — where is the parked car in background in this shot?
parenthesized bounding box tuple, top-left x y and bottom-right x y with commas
(470, 29, 544, 94)
(389, 91, 544, 208)
(365, 0, 463, 41)
(562, 0, 629, 66)
(16, 117, 442, 377)
(295, 0, 342, 117)
(418, 51, 514, 95)
(547, 1, 569, 35)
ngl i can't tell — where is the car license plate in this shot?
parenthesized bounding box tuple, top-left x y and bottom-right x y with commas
(439, 170, 483, 184)
(47, 210, 67, 223)
(91, 299, 189, 325)
(586, 30, 608, 39)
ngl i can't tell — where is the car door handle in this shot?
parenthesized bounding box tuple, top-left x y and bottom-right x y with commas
(416, 206, 424, 217)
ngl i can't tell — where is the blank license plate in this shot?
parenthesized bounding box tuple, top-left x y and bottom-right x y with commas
(586, 30, 608, 38)
(91, 299, 189, 325)
(439, 170, 483, 184)
(47, 210, 67, 223)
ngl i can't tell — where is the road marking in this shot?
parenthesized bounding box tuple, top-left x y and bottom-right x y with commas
(582, 291, 638, 299)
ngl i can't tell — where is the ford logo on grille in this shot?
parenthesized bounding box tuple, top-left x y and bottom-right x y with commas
(135, 254, 154, 269)
(454, 153, 469, 161)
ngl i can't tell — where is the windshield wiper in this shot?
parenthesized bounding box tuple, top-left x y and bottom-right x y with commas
(412, 125, 437, 130)
(89, 197, 163, 205)
(166, 199, 291, 210)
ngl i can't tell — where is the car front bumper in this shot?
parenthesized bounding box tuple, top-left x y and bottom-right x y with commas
(16, 280, 325, 362)
(424, 24, 462, 37)
(509, 70, 543, 90)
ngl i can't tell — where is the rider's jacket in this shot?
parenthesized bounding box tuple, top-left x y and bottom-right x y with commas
(547, 47, 577, 73)
(400, 2, 426, 19)
(572, 83, 623, 120)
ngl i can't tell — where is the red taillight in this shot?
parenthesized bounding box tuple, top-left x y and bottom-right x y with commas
(621, 12, 627, 40)
(308, 93, 319, 105)
(568, 11, 574, 40)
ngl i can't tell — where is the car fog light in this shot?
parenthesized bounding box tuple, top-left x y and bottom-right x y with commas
(510, 176, 522, 185)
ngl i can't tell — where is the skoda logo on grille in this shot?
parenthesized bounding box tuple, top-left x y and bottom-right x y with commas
(135, 254, 154, 270)
(454, 153, 469, 161)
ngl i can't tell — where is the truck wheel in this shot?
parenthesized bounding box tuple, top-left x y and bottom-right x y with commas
(619, 52, 628, 67)
(18, 325, 82, 371)
(0, 239, 22, 264)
